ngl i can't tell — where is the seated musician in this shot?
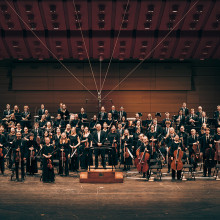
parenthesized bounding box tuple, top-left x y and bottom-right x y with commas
(196, 106, 203, 118)
(57, 102, 63, 115)
(162, 112, 173, 127)
(187, 129, 199, 170)
(118, 106, 127, 122)
(117, 123, 124, 138)
(121, 116, 128, 129)
(170, 135, 185, 180)
(109, 105, 118, 121)
(69, 127, 80, 171)
(215, 115, 220, 129)
(80, 126, 93, 169)
(13, 105, 21, 123)
(38, 104, 45, 120)
(22, 127, 30, 144)
(102, 122, 109, 136)
(77, 124, 85, 138)
(0, 127, 7, 175)
(64, 124, 72, 138)
(42, 137, 55, 183)
(133, 113, 141, 126)
(120, 129, 133, 171)
(107, 126, 119, 167)
(58, 133, 70, 176)
(199, 111, 208, 127)
(12, 132, 26, 181)
(200, 128, 215, 177)
(92, 124, 107, 169)
(21, 105, 31, 128)
(45, 122, 53, 137)
(44, 110, 51, 122)
(106, 113, 113, 129)
(186, 108, 198, 127)
(26, 133, 39, 175)
(178, 126, 188, 149)
(78, 107, 88, 122)
(70, 114, 81, 128)
(39, 115, 47, 130)
(32, 122, 43, 139)
(15, 123, 22, 134)
(214, 127, 220, 163)
(98, 106, 108, 121)
(146, 113, 153, 130)
(152, 118, 162, 135)
(134, 120, 143, 133)
(180, 102, 189, 116)
(54, 114, 66, 132)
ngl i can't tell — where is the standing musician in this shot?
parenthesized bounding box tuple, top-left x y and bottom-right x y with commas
(180, 102, 189, 116)
(170, 135, 184, 180)
(120, 129, 133, 171)
(162, 112, 173, 127)
(92, 124, 107, 169)
(200, 128, 215, 177)
(178, 126, 188, 148)
(21, 105, 31, 128)
(78, 107, 88, 122)
(107, 126, 119, 167)
(12, 132, 26, 181)
(26, 133, 39, 175)
(147, 125, 158, 159)
(60, 104, 70, 121)
(69, 127, 80, 172)
(38, 104, 45, 120)
(133, 128, 141, 155)
(187, 108, 198, 127)
(98, 106, 108, 122)
(42, 137, 55, 183)
(7, 127, 16, 169)
(54, 114, 66, 132)
(58, 133, 70, 176)
(175, 110, 185, 130)
(199, 111, 209, 127)
(118, 106, 127, 121)
(106, 113, 113, 129)
(196, 106, 203, 118)
(80, 126, 93, 169)
(0, 127, 7, 175)
(89, 115, 98, 131)
(214, 127, 220, 163)
(109, 105, 118, 121)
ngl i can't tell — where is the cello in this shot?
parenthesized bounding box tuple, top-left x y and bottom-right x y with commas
(137, 148, 150, 174)
(171, 144, 183, 171)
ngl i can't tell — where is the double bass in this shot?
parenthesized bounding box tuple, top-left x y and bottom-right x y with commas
(29, 146, 35, 167)
(137, 148, 150, 173)
(171, 144, 183, 171)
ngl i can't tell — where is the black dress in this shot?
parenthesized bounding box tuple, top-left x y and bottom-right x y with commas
(42, 145, 55, 182)
(58, 141, 70, 176)
(107, 132, 119, 166)
(69, 134, 80, 171)
(121, 136, 133, 166)
(26, 140, 38, 174)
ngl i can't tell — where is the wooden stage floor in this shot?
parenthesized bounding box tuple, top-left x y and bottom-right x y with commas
(0, 170, 219, 220)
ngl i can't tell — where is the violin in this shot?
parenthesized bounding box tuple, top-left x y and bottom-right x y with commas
(30, 146, 35, 167)
(15, 146, 21, 163)
(47, 158, 53, 170)
(0, 148, 3, 158)
(171, 145, 183, 171)
(124, 141, 130, 161)
(137, 148, 150, 173)
(112, 137, 117, 153)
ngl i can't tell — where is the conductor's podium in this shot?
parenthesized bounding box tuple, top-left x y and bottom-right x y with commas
(80, 167, 123, 183)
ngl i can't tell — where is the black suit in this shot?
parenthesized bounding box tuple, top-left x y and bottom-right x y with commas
(118, 111, 127, 121)
(199, 117, 208, 126)
(109, 110, 118, 121)
(180, 107, 189, 116)
(98, 112, 108, 121)
(38, 109, 45, 119)
(78, 113, 88, 121)
(3, 109, 13, 118)
(92, 130, 106, 168)
(214, 111, 220, 119)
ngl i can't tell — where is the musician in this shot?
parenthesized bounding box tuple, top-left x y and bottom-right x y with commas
(39, 115, 47, 130)
(214, 128, 220, 163)
(152, 119, 162, 135)
(42, 137, 55, 183)
(21, 105, 31, 128)
(78, 107, 88, 122)
(89, 115, 98, 130)
(175, 110, 185, 129)
(120, 129, 133, 171)
(170, 135, 184, 180)
(26, 133, 38, 175)
(134, 113, 141, 126)
(53, 128, 61, 160)
(15, 123, 23, 134)
(162, 112, 173, 127)
(134, 120, 143, 133)
(44, 110, 51, 122)
(178, 126, 188, 148)
(38, 104, 45, 120)
(145, 114, 153, 130)
(118, 106, 127, 121)
(109, 105, 118, 121)
(69, 127, 80, 171)
(7, 127, 16, 169)
(80, 126, 93, 169)
(92, 124, 106, 169)
(13, 105, 21, 123)
(2, 104, 13, 122)
(54, 114, 66, 132)
(196, 106, 203, 118)
(107, 126, 119, 167)
(64, 124, 72, 138)
(102, 122, 109, 136)
(186, 108, 198, 127)
(60, 104, 70, 121)
(213, 105, 220, 119)
(199, 111, 208, 127)
(45, 122, 53, 136)
(12, 132, 26, 181)
(98, 106, 108, 121)
(57, 102, 63, 115)
(133, 127, 142, 153)
(0, 127, 7, 174)
(32, 122, 43, 139)
(7, 113, 17, 129)
(106, 113, 113, 129)
(215, 115, 220, 128)
(200, 128, 215, 177)
(117, 123, 124, 137)
(180, 102, 189, 116)
(58, 132, 70, 176)
(121, 116, 128, 129)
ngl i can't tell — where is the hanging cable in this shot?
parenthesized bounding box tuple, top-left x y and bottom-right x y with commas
(4, 0, 98, 100)
(72, 0, 99, 93)
(100, 58, 102, 92)
(101, 0, 199, 101)
(100, 0, 130, 92)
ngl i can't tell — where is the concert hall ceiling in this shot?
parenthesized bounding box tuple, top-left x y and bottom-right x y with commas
(0, 0, 219, 61)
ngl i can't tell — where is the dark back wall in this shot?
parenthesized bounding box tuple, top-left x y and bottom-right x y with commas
(0, 60, 219, 120)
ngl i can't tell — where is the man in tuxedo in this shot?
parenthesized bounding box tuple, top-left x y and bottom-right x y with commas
(196, 106, 203, 118)
(152, 119, 162, 135)
(109, 105, 118, 121)
(98, 106, 108, 121)
(38, 104, 45, 120)
(92, 124, 107, 168)
(118, 106, 127, 121)
(187, 108, 198, 126)
(213, 105, 220, 119)
(3, 104, 13, 119)
(199, 111, 208, 127)
(180, 102, 189, 116)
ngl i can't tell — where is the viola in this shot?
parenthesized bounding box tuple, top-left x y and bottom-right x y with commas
(15, 147, 21, 163)
(0, 148, 3, 158)
(47, 159, 53, 170)
(171, 146, 183, 171)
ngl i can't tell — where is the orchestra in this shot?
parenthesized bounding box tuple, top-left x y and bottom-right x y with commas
(0, 102, 219, 182)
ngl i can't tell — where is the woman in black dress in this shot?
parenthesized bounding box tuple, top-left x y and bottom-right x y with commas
(69, 127, 80, 172)
(42, 137, 55, 183)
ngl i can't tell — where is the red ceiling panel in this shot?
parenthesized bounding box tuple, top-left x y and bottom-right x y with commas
(193, 36, 219, 60)
(40, 0, 66, 31)
(16, 0, 44, 31)
(26, 33, 50, 59)
(70, 34, 90, 60)
(181, 0, 213, 31)
(0, 37, 9, 59)
(91, 0, 113, 30)
(153, 34, 177, 59)
(0, 0, 22, 30)
(114, 0, 138, 31)
(173, 34, 199, 60)
(4, 32, 30, 59)
(159, 0, 188, 30)
(65, 0, 89, 31)
(137, 0, 164, 30)
(48, 32, 70, 59)
(204, 1, 220, 30)
(133, 33, 155, 59)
